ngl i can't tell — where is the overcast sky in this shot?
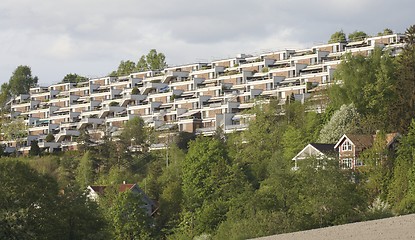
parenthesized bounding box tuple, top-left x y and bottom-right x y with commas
(1, 0, 414, 86)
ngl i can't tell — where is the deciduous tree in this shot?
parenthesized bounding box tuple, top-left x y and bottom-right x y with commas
(8, 65, 38, 95)
(328, 30, 346, 43)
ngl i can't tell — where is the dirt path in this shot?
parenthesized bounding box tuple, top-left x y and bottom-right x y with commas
(255, 214, 415, 240)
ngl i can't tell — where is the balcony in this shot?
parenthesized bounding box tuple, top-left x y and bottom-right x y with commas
(55, 129, 80, 142)
(77, 117, 104, 129)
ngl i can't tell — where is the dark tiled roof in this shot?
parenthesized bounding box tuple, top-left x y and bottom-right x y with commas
(310, 143, 336, 154)
(346, 134, 374, 149)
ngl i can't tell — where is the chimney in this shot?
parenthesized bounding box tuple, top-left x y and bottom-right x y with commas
(122, 181, 126, 184)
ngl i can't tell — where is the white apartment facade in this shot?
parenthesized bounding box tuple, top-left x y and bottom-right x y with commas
(1, 33, 406, 154)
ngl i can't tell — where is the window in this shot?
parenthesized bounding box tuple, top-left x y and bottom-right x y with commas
(342, 140, 352, 151)
(355, 158, 364, 167)
(342, 158, 353, 169)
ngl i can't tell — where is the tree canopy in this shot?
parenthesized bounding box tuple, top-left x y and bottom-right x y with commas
(348, 31, 368, 41)
(0, 65, 38, 108)
(8, 65, 38, 95)
(112, 49, 167, 76)
(328, 30, 346, 43)
(61, 73, 88, 83)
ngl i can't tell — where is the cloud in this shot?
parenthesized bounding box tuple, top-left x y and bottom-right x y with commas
(0, 0, 414, 85)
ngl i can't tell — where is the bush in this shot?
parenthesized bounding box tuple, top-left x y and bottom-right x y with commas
(131, 87, 140, 95)
(45, 133, 55, 142)
(109, 101, 119, 107)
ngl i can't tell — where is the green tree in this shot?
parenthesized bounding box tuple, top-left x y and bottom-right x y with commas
(116, 60, 136, 76)
(76, 151, 95, 188)
(328, 30, 346, 43)
(377, 28, 393, 36)
(45, 133, 55, 142)
(102, 190, 154, 240)
(0, 160, 60, 239)
(156, 146, 184, 234)
(0, 83, 11, 109)
(390, 24, 415, 132)
(29, 140, 41, 157)
(77, 128, 93, 152)
(135, 49, 167, 72)
(181, 137, 246, 236)
(282, 125, 305, 161)
(175, 131, 196, 152)
(231, 104, 285, 188)
(131, 86, 140, 95)
(56, 185, 109, 240)
(119, 116, 147, 147)
(61, 73, 88, 83)
(388, 120, 415, 213)
(136, 55, 148, 72)
(291, 158, 365, 229)
(360, 131, 393, 201)
(1, 118, 28, 153)
(328, 48, 397, 131)
(348, 30, 368, 41)
(8, 65, 38, 95)
(145, 49, 167, 70)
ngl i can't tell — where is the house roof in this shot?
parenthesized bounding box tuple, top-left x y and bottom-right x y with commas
(334, 132, 400, 150)
(384, 132, 400, 147)
(292, 143, 336, 161)
(309, 143, 336, 154)
(346, 134, 374, 149)
(89, 183, 137, 195)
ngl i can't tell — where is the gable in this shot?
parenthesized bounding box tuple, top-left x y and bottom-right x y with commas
(292, 144, 327, 161)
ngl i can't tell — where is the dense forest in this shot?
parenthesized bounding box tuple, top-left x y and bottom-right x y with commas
(2, 25, 415, 239)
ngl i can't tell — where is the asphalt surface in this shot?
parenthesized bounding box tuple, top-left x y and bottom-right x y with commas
(254, 214, 415, 240)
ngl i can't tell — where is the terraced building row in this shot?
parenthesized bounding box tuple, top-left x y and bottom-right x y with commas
(2, 33, 405, 154)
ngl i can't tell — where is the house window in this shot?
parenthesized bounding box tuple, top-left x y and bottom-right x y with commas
(355, 158, 363, 167)
(342, 140, 352, 151)
(342, 158, 353, 169)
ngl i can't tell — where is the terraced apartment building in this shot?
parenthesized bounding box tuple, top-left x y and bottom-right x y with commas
(1, 33, 405, 154)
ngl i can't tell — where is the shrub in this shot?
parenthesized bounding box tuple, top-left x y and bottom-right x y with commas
(45, 133, 55, 142)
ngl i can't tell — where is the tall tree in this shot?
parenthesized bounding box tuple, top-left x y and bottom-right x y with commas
(29, 140, 41, 157)
(55, 185, 109, 240)
(388, 120, 415, 213)
(0, 83, 11, 110)
(1, 118, 28, 151)
(391, 24, 415, 132)
(136, 55, 149, 72)
(282, 125, 306, 161)
(76, 151, 95, 188)
(0, 160, 60, 239)
(377, 28, 393, 36)
(119, 116, 147, 147)
(101, 190, 154, 240)
(291, 158, 366, 229)
(348, 31, 368, 41)
(180, 137, 246, 235)
(8, 65, 38, 95)
(116, 60, 136, 76)
(328, 30, 346, 43)
(145, 49, 167, 70)
(329, 48, 397, 131)
(61, 73, 88, 83)
(361, 131, 393, 200)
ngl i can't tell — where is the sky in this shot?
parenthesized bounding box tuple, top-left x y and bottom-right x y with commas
(0, 0, 414, 86)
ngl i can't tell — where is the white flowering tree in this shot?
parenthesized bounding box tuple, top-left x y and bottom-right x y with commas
(318, 103, 359, 143)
